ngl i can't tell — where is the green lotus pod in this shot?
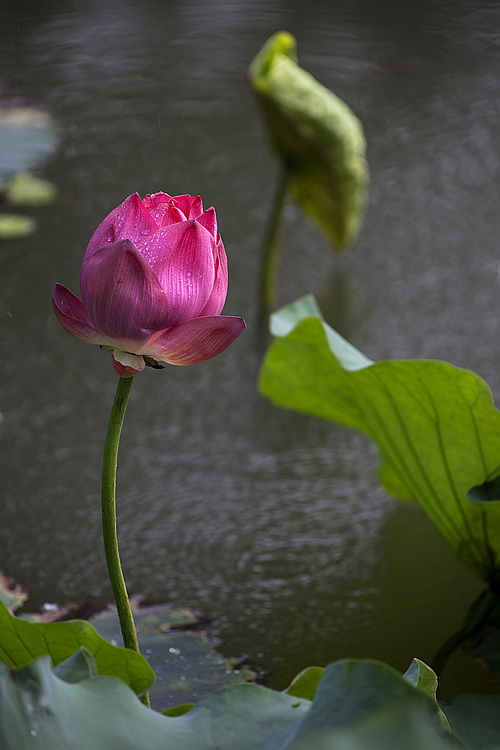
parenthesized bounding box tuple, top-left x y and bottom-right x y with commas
(249, 31, 368, 250)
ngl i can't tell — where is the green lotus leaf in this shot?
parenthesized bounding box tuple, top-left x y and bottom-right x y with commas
(249, 31, 368, 249)
(0, 599, 154, 696)
(259, 295, 500, 586)
(0, 656, 464, 749)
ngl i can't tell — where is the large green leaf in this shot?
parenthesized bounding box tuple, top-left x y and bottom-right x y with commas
(249, 32, 368, 250)
(0, 599, 154, 696)
(258, 295, 500, 586)
(0, 655, 463, 749)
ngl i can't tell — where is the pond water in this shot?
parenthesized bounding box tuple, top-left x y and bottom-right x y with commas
(1, 0, 500, 697)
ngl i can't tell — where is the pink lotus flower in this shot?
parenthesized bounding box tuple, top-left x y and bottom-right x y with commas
(53, 192, 246, 376)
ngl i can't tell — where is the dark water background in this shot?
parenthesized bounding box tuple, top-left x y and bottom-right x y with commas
(2, 0, 500, 696)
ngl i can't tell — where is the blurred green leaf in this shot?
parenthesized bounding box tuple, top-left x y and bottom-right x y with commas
(0, 213, 36, 238)
(162, 702, 196, 717)
(52, 647, 98, 684)
(0, 599, 154, 696)
(443, 693, 500, 750)
(285, 666, 324, 701)
(0, 656, 463, 749)
(249, 31, 368, 249)
(403, 659, 450, 729)
(259, 295, 500, 585)
(6, 171, 58, 206)
(0, 106, 58, 183)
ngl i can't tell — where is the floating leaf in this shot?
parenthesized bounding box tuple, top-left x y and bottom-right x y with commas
(90, 601, 254, 710)
(259, 295, 500, 586)
(249, 32, 368, 249)
(0, 656, 463, 749)
(0, 213, 36, 238)
(0, 599, 154, 696)
(6, 171, 58, 206)
(0, 106, 58, 183)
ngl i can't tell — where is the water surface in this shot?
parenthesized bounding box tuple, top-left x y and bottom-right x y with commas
(1, 0, 499, 694)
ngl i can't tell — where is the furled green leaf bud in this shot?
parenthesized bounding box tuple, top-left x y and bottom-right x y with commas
(249, 31, 369, 250)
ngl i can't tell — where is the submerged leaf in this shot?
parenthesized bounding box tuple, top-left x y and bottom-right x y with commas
(249, 31, 368, 249)
(259, 295, 500, 585)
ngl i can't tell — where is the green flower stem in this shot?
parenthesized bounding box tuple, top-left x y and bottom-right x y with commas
(258, 165, 291, 334)
(102, 375, 150, 708)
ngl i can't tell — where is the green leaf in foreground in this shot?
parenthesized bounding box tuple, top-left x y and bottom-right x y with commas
(285, 665, 324, 701)
(258, 295, 500, 586)
(403, 658, 450, 729)
(0, 599, 154, 696)
(249, 31, 368, 250)
(0, 656, 464, 749)
(443, 693, 500, 750)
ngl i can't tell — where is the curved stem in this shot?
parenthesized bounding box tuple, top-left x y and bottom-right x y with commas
(102, 375, 150, 708)
(258, 164, 291, 335)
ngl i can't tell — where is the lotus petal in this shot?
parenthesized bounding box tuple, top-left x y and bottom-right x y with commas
(198, 238, 228, 317)
(143, 315, 246, 365)
(80, 239, 170, 345)
(52, 283, 106, 344)
(84, 193, 158, 262)
(137, 221, 216, 326)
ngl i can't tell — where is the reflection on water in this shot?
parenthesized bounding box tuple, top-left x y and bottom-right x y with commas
(1, 0, 499, 692)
